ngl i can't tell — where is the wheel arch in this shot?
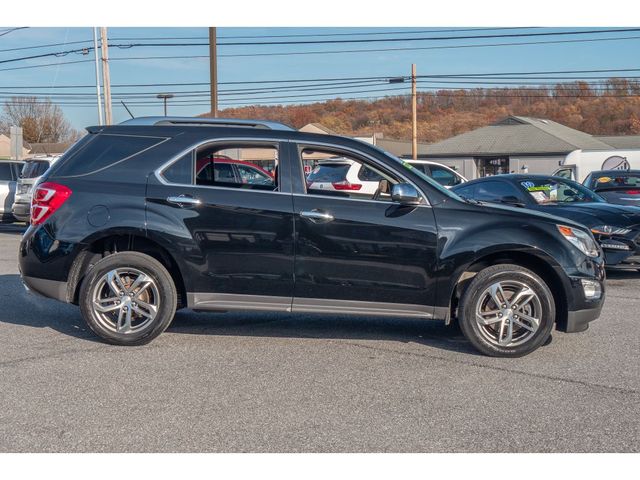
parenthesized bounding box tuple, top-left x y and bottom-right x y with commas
(444, 249, 569, 330)
(67, 230, 187, 309)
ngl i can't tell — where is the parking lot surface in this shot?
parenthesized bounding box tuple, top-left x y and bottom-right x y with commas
(0, 223, 638, 452)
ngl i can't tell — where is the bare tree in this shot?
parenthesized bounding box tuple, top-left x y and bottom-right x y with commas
(0, 96, 77, 143)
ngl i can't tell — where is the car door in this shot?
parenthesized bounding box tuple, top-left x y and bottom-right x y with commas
(146, 139, 295, 310)
(288, 141, 439, 316)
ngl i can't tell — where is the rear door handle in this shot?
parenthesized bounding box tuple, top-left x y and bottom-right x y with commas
(300, 209, 334, 224)
(167, 195, 202, 207)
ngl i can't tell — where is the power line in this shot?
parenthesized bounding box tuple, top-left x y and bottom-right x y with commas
(2, 79, 636, 101)
(0, 59, 93, 72)
(0, 27, 28, 38)
(4, 70, 640, 90)
(0, 27, 535, 54)
(5, 28, 640, 66)
(106, 28, 640, 47)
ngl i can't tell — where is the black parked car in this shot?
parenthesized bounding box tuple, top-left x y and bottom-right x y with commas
(19, 117, 606, 357)
(452, 174, 640, 270)
(583, 170, 640, 207)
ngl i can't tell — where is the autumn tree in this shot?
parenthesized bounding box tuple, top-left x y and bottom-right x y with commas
(0, 96, 78, 144)
(203, 78, 640, 143)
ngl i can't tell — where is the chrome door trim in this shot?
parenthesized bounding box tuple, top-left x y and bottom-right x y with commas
(291, 297, 435, 318)
(299, 210, 335, 223)
(187, 292, 293, 312)
(166, 195, 202, 206)
(186, 292, 444, 320)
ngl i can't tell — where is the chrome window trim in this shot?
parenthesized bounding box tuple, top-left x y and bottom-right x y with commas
(293, 139, 432, 207)
(154, 136, 288, 195)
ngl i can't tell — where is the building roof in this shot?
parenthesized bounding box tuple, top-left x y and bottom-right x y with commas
(375, 138, 431, 157)
(299, 123, 340, 135)
(28, 142, 73, 155)
(594, 135, 640, 149)
(424, 116, 614, 157)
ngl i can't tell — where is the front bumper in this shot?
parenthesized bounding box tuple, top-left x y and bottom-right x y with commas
(564, 304, 603, 333)
(600, 232, 640, 270)
(556, 264, 606, 333)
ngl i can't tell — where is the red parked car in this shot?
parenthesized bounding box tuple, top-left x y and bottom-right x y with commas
(196, 155, 274, 187)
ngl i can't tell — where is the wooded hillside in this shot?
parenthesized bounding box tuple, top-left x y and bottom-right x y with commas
(209, 79, 640, 143)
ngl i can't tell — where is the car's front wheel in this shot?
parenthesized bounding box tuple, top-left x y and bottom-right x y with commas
(458, 264, 555, 357)
(79, 251, 177, 345)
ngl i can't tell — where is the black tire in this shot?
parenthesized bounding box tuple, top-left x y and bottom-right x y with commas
(458, 264, 555, 357)
(79, 251, 177, 346)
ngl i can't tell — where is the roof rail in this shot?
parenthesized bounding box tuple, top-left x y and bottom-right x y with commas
(118, 116, 295, 131)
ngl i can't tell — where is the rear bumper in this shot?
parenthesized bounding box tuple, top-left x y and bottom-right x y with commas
(11, 202, 30, 222)
(21, 275, 68, 303)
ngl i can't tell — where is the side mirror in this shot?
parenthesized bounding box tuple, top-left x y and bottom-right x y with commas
(500, 195, 526, 207)
(391, 183, 423, 205)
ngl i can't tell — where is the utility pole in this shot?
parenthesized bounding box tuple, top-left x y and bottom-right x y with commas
(100, 27, 113, 125)
(411, 63, 417, 160)
(209, 27, 218, 117)
(92, 28, 103, 125)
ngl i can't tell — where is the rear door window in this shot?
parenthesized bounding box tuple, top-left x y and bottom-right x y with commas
(0, 163, 13, 181)
(21, 160, 51, 179)
(53, 134, 165, 176)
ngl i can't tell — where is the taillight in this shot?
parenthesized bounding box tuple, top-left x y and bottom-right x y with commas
(31, 182, 72, 226)
(332, 181, 362, 191)
(625, 190, 640, 194)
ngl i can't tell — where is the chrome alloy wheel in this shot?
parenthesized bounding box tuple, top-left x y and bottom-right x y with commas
(91, 268, 160, 334)
(475, 280, 542, 347)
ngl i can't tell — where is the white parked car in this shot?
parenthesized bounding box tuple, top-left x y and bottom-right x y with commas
(306, 158, 467, 198)
(0, 160, 24, 222)
(402, 160, 467, 188)
(12, 155, 61, 223)
(306, 157, 386, 197)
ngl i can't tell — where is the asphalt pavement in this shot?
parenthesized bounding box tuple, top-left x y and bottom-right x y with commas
(0, 223, 638, 452)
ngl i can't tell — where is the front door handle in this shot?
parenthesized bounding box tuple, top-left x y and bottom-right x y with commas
(167, 195, 202, 207)
(300, 209, 334, 224)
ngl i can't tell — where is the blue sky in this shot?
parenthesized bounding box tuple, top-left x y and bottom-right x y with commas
(1, 26, 640, 130)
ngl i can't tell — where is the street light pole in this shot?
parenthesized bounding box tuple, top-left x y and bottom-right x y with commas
(157, 93, 174, 116)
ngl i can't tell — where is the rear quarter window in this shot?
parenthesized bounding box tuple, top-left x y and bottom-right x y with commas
(53, 134, 166, 177)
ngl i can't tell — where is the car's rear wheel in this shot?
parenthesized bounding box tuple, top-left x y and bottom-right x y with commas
(79, 251, 177, 345)
(458, 264, 555, 357)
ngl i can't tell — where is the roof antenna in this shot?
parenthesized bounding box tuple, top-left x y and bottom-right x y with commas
(121, 101, 135, 119)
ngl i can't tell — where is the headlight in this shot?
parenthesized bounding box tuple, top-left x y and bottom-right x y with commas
(557, 225, 600, 257)
(590, 225, 631, 236)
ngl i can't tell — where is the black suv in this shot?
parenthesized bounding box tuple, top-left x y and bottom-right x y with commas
(19, 117, 606, 357)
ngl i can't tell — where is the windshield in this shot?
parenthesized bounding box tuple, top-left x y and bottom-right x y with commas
(20, 160, 50, 179)
(367, 144, 464, 200)
(520, 178, 604, 204)
(591, 172, 640, 190)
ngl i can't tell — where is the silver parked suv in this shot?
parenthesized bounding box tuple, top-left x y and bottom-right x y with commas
(12, 155, 61, 223)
